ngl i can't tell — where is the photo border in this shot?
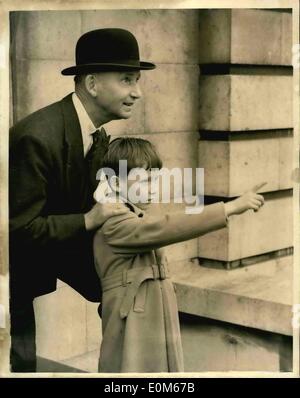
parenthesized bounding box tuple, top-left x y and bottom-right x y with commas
(0, 0, 299, 379)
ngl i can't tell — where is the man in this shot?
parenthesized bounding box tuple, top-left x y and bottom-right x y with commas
(9, 28, 156, 372)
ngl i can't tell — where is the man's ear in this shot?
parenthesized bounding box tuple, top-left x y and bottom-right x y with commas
(84, 74, 99, 98)
(109, 175, 120, 193)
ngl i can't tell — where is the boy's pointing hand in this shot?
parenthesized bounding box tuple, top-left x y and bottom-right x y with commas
(224, 182, 267, 217)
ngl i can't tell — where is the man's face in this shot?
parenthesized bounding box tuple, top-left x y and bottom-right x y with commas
(93, 71, 142, 121)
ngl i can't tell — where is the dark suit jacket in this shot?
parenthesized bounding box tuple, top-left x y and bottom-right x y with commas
(9, 93, 108, 302)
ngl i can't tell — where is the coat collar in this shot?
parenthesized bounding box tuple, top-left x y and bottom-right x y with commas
(103, 190, 145, 218)
(124, 198, 145, 218)
(61, 93, 83, 150)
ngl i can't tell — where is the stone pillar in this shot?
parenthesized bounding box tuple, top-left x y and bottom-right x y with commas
(173, 9, 294, 372)
(198, 9, 293, 268)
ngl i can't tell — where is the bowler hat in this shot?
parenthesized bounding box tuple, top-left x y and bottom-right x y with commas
(61, 28, 156, 75)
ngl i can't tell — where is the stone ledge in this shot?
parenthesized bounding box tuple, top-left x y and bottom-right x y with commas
(171, 255, 293, 336)
(199, 247, 293, 270)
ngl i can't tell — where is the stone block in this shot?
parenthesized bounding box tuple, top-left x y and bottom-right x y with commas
(199, 9, 231, 64)
(164, 239, 198, 264)
(34, 285, 87, 362)
(199, 140, 230, 197)
(199, 9, 292, 65)
(145, 64, 199, 133)
(198, 190, 293, 261)
(282, 12, 293, 65)
(12, 11, 81, 60)
(199, 75, 293, 131)
(81, 9, 199, 64)
(199, 132, 293, 197)
(142, 131, 199, 170)
(14, 59, 74, 121)
(279, 132, 294, 189)
(172, 254, 293, 336)
(180, 313, 291, 372)
(199, 75, 231, 130)
(231, 9, 292, 66)
(86, 301, 102, 353)
(139, 9, 200, 64)
(60, 348, 99, 373)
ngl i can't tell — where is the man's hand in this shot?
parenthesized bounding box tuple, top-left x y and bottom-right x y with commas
(84, 202, 128, 231)
(224, 182, 266, 217)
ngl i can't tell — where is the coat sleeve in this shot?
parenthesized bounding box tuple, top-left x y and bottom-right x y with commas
(100, 202, 228, 254)
(9, 134, 86, 248)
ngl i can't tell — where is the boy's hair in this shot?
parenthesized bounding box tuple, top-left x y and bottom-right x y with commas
(102, 137, 163, 175)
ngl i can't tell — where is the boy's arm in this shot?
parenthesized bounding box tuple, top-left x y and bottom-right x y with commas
(100, 201, 227, 254)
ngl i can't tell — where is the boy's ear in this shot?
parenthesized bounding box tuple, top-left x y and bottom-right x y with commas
(109, 175, 120, 193)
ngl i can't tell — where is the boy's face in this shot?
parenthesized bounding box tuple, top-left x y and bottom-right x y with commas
(93, 71, 142, 121)
(118, 168, 159, 210)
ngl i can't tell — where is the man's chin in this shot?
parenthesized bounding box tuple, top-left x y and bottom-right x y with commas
(121, 111, 132, 119)
(112, 113, 132, 120)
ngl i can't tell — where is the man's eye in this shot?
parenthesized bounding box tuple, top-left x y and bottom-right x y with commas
(123, 77, 132, 84)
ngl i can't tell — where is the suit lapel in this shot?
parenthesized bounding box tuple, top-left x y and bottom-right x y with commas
(61, 94, 86, 208)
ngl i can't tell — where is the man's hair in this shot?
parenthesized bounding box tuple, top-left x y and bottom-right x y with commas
(74, 74, 85, 85)
(102, 137, 163, 175)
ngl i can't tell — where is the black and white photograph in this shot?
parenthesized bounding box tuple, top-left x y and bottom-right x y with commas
(0, 0, 299, 377)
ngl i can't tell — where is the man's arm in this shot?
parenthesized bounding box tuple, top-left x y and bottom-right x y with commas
(10, 134, 87, 248)
(10, 134, 126, 248)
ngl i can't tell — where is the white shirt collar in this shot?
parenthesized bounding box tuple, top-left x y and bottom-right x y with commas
(72, 92, 101, 156)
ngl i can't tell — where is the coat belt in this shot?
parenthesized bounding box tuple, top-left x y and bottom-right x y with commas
(101, 264, 170, 319)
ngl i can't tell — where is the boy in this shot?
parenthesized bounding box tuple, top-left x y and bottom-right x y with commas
(93, 137, 265, 373)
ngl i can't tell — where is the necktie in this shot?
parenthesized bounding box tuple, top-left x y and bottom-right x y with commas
(87, 128, 103, 159)
(85, 127, 111, 198)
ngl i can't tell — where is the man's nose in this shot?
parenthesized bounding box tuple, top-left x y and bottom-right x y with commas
(131, 83, 142, 99)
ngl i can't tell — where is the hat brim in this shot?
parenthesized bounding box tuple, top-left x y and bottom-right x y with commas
(61, 61, 156, 75)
